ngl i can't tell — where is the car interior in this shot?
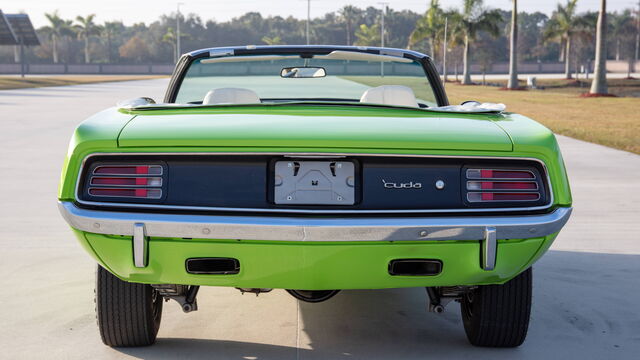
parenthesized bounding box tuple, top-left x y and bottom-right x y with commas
(201, 85, 420, 108)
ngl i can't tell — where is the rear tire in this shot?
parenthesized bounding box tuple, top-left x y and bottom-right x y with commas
(460, 267, 532, 347)
(95, 265, 163, 347)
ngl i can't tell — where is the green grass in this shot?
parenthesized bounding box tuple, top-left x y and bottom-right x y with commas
(0, 75, 168, 90)
(344, 76, 640, 154)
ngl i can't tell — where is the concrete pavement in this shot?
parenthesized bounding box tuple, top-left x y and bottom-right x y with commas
(0, 79, 639, 359)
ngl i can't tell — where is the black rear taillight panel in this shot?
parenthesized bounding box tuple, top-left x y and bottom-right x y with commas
(78, 155, 551, 211)
(359, 159, 462, 209)
(80, 159, 168, 204)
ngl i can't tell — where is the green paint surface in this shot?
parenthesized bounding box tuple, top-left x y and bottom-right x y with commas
(57, 105, 572, 207)
(117, 107, 513, 151)
(79, 231, 555, 290)
(58, 100, 572, 288)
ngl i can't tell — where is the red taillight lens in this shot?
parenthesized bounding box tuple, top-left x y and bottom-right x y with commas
(467, 169, 534, 179)
(88, 188, 162, 199)
(467, 192, 540, 202)
(467, 181, 538, 190)
(465, 168, 542, 204)
(90, 177, 162, 187)
(93, 165, 162, 176)
(88, 164, 163, 199)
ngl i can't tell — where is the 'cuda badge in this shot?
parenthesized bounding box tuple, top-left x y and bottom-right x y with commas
(382, 179, 422, 189)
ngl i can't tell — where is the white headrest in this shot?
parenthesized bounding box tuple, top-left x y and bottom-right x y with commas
(203, 88, 261, 105)
(359, 85, 419, 108)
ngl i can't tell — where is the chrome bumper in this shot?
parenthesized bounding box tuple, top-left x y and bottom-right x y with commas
(59, 201, 571, 242)
(59, 201, 571, 270)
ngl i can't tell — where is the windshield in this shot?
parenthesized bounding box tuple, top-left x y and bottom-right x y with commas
(175, 52, 438, 108)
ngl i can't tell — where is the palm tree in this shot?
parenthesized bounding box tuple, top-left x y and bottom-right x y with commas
(507, 0, 519, 89)
(435, 10, 466, 82)
(261, 35, 285, 45)
(102, 21, 123, 63)
(589, 0, 607, 94)
(543, 0, 589, 79)
(41, 11, 73, 64)
(408, 0, 445, 62)
(162, 27, 191, 63)
(75, 14, 101, 64)
(354, 24, 381, 46)
(162, 27, 178, 63)
(339, 5, 361, 45)
(610, 10, 634, 61)
(452, 0, 503, 85)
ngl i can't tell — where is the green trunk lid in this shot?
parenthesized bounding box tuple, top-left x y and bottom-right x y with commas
(117, 106, 513, 152)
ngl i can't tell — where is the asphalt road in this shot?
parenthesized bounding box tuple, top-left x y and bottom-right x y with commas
(0, 79, 639, 359)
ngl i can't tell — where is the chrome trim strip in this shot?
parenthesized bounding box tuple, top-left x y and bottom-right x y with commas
(73, 152, 555, 214)
(90, 177, 163, 187)
(59, 201, 572, 242)
(466, 168, 536, 180)
(133, 223, 147, 268)
(283, 155, 348, 159)
(483, 227, 497, 271)
(466, 180, 539, 191)
(209, 48, 234, 58)
(87, 188, 163, 199)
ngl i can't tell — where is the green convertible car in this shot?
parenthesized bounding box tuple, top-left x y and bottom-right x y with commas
(58, 45, 572, 348)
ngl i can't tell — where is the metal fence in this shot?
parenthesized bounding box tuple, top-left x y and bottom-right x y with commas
(0, 61, 637, 75)
(0, 63, 175, 75)
(445, 60, 638, 75)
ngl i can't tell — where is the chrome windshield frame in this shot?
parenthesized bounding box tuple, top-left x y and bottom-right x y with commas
(163, 45, 449, 106)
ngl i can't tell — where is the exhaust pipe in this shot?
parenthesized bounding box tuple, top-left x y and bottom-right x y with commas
(388, 259, 442, 276)
(186, 257, 240, 275)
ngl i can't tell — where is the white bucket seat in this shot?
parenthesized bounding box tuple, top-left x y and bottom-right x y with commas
(203, 88, 261, 105)
(360, 85, 419, 108)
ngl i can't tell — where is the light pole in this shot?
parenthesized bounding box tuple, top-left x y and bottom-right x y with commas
(177, 2, 184, 62)
(306, 0, 311, 45)
(378, 3, 388, 77)
(635, 0, 639, 63)
(443, 17, 448, 83)
(378, 2, 388, 47)
(507, 0, 519, 89)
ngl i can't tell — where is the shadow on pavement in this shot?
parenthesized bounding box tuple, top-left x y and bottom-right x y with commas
(295, 250, 640, 359)
(118, 338, 298, 360)
(114, 250, 640, 359)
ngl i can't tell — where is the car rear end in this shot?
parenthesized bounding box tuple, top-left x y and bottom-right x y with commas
(57, 46, 573, 348)
(60, 149, 570, 290)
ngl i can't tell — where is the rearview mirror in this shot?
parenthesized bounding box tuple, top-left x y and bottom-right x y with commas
(280, 67, 326, 78)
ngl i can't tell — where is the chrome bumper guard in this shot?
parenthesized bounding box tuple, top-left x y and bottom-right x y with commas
(58, 201, 572, 271)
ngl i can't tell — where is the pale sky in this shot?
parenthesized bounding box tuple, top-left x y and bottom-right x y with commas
(3, 0, 637, 29)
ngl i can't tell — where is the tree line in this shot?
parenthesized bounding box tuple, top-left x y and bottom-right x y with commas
(1, 1, 637, 86)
